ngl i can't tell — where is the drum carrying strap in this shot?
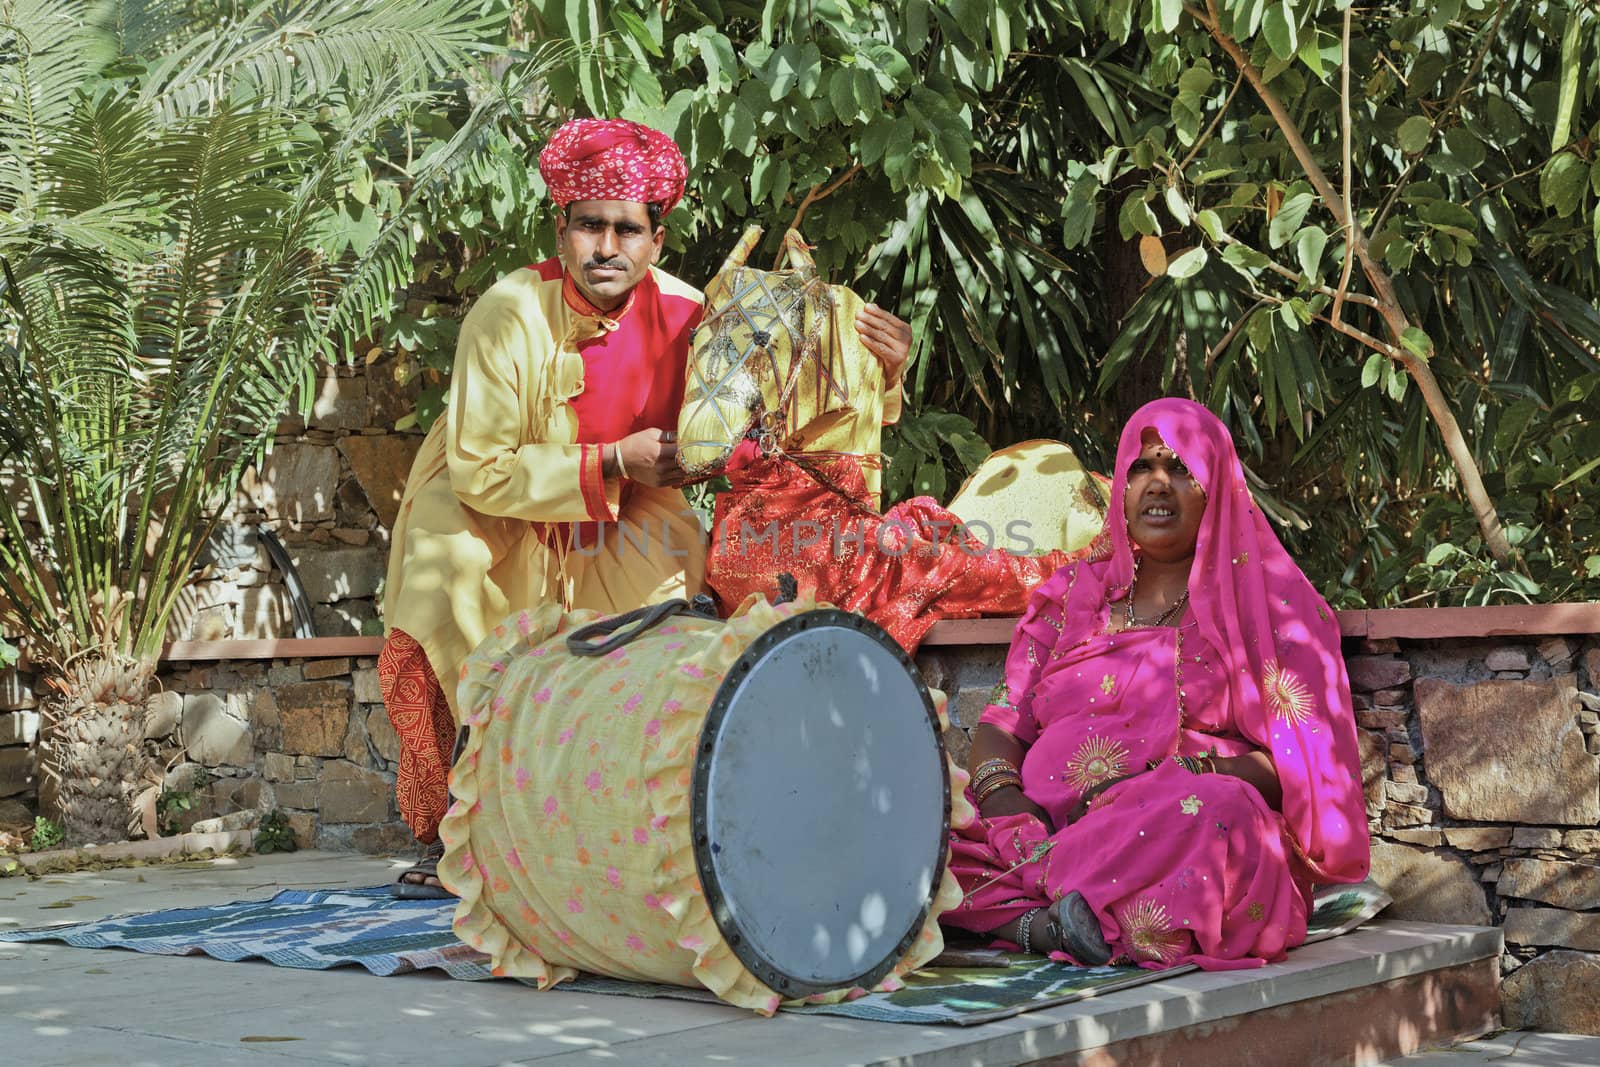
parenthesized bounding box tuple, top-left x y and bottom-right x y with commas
(566, 594, 720, 657)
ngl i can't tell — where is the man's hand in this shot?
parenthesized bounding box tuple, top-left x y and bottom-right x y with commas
(855, 303, 912, 385)
(611, 428, 687, 488)
(979, 785, 1056, 835)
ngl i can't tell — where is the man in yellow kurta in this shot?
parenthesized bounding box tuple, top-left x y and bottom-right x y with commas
(379, 120, 708, 896)
(379, 120, 914, 897)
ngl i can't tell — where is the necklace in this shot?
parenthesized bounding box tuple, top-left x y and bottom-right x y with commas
(1124, 561, 1190, 628)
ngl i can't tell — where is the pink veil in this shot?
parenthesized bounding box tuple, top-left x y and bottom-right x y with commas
(1103, 398, 1369, 885)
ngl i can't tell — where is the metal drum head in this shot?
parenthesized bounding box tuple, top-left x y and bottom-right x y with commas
(691, 609, 950, 998)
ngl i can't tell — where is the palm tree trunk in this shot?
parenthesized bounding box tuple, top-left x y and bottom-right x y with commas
(37, 651, 156, 845)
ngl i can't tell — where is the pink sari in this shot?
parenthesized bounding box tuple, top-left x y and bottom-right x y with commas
(945, 398, 1369, 970)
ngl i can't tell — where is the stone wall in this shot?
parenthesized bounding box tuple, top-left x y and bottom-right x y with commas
(149, 652, 409, 853)
(0, 665, 38, 827)
(177, 349, 427, 643)
(0, 647, 409, 851)
(928, 631, 1600, 1034)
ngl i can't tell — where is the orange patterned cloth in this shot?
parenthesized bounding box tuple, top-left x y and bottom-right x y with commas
(377, 629, 456, 843)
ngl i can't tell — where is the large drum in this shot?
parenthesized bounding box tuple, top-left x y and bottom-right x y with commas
(438, 595, 967, 1013)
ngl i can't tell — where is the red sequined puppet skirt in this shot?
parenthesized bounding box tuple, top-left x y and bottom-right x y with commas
(707, 443, 1077, 652)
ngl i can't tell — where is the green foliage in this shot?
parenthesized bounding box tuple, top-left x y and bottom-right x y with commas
(156, 789, 196, 836)
(882, 407, 992, 505)
(5, 0, 1592, 621)
(0, 636, 16, 669)
(365, 0, 1598, 605)
(370, 0, 1105, 452)
(1051, 0, 1600, 604)
(255, 810, 298, 854)
(0, 1, 569, 667)
(29, 816, 65, 851)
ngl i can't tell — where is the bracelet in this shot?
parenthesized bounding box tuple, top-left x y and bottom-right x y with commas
(612, 444, 628, 480)
(973, 774, 1023, 804)
(966, 764, 1017, 790)
(1173, 754, 1216, 775)
(970, 764, 1021, 795)
(972, 757, 1018, 778)
(1018, 907, 1043, 954)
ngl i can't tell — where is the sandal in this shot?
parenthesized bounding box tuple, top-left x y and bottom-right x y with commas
(391, 839, 453, 900)
(1049, 890, 1112, 965)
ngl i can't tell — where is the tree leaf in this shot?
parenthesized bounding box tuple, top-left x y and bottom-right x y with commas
(1163, 185, 1192, 226)
(1400, 325, 1433, 359)
(1061, 173, 1100, 248)
(828, 68, 857, 122)
(1553, 5, 1584, 151)
(1443, 127, 1486, 172)
(1196, 209, 1226, 242)
(1540, 154, 1588, 217)
(1166, 246, 1208, 279)
(1139, 235, 1169, 275)
(1267, 191, 1313, 248)
(1294, 225, 1327, 283)
(1178, 62, 1215, 96)
(1396, 115, 1432, 155)
(1119, 194, 1160, 239)
(1386, 363, 1408, 401)
(1360, 352, 1384, 388)
(1262, 3, 1298, 60)
(1222, 241, 1271, 270)
(1156, 0, 1184, 34)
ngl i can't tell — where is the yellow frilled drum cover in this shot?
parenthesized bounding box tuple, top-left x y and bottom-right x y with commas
(439, 595, 972, 1015)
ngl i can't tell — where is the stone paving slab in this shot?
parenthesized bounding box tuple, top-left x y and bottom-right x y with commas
(0, 851, 1507, 1066)
(1387, 1032, 1600, 1065)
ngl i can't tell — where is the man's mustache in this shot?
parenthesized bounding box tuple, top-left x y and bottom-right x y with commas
(586, 257, 627, 270)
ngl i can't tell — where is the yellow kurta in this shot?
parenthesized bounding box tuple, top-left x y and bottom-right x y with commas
(385, 264, 707, 715)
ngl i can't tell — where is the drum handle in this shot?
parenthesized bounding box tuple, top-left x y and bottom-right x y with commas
(565, 595, 719, 657)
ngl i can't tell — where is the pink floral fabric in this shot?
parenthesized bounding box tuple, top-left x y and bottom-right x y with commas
(946, 398, 1369, 970)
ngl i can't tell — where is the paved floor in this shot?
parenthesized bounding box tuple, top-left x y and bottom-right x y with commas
(1383, 1032, 1600, 1065)
(0, 850, 1578, 1066)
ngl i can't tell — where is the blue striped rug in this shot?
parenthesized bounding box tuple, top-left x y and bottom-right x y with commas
(0, 881, 1389, 1025)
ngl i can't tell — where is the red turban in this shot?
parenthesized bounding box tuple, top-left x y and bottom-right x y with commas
(538, 118, 687, 216)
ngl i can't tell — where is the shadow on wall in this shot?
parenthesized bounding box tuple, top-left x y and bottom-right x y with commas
(1369, 839, 1494, 927)
(165, 527, 316, 641)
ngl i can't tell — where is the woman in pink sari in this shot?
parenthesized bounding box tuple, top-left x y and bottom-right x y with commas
(944, 398, 1369, 969)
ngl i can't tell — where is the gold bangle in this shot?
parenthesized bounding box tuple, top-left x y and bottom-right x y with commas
(974, 774, 1023, 804)
(612, 444, 628, 480)
(972, 757, 1018, 776)
(971, 764, 1019, 790)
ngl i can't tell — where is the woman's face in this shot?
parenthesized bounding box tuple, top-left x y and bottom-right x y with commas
(1123, 429, 1205, 562)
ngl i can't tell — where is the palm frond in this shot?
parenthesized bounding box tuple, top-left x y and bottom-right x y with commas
(0, 0, 119, 210)
(140, 0, 502, 119)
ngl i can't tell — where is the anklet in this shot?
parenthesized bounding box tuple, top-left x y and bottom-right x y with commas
(1018, 907, 1044, 954)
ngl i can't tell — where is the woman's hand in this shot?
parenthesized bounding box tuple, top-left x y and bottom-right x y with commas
(1210, 751, 1283, 809)
(854, 304, 912, 385)
(979, 785, 1056, 835)
(1065, 772, 1142, 825)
